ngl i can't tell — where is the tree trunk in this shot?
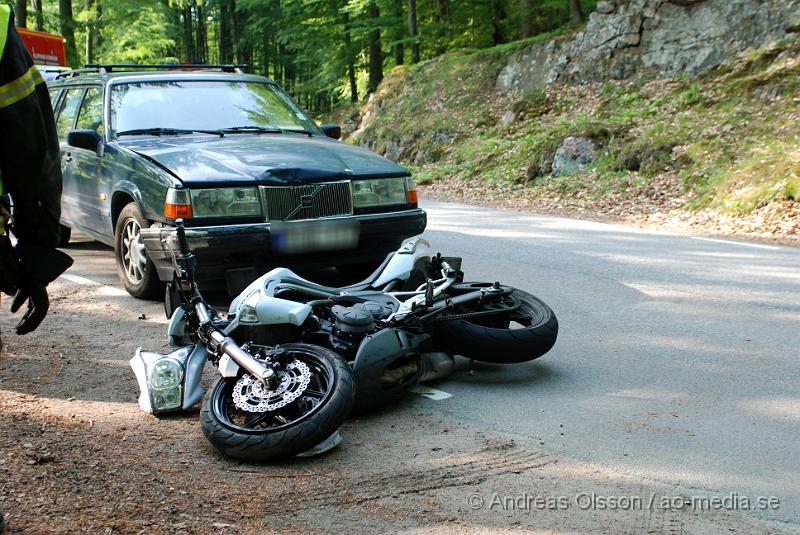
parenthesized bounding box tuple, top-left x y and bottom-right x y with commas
(59, 0, 80, 67)
(85, 0, 94, 64)
(366, 2, 383, 94)
(393, 0, 404, 66)
(234, 4, 252, 67)
(432, 0, 450, 52)
(182, 4, 194, 62)
(520, 0, 532, 38)
(317, 90, 330, 113)
(32, 0, 44, 31)
(219, 0, 233, 64)
(569, 0, 584, 24)
(15, 0, 27, 28)
(348, 62, 358, 103)
(266, 34, 277, 78)
(407, 0, 419, 63)
(342, 10, 358, 102)
(163, 0, 179, 60)
(195, 2, 207, 63)
(281, 44, 295, 93)
(94, 0, 103, 59)
(490, 0, 506, 45)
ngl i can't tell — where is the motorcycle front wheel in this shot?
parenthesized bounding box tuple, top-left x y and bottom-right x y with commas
(435, 284, 558, 364)
(200, 344, 354, 462)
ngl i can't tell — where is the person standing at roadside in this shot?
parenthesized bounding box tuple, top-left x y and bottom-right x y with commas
(0, 7, 72, 531)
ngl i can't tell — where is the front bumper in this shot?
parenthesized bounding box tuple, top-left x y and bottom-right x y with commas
(143, 208, 427, 287)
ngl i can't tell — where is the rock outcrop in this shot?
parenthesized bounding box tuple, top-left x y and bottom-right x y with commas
(497, 0, 800, 90)
(551, 137, 597, 176)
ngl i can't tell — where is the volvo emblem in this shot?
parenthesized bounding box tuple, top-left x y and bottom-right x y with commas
(300, 194, 314, 208)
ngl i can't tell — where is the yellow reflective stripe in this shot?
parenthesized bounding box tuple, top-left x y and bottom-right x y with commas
(0, 5, 10, 58)
(0, 65, 44, 109)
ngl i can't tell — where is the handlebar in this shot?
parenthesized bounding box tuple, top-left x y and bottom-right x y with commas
(385, 261, 457, 322)
(166, 218, 197, 284)
(175, 219, 190, 255)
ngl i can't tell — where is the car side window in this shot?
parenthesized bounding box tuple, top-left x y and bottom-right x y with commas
(76, 87, 104, 135)
(48, 88, 61, 109)
(55, 88, 86, 140)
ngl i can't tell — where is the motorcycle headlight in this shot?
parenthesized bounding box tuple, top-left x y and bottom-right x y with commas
(148, 358, 183, 389)
(131, 347, 191, 413)
(152, 388, 182, 412)
(352, 178, 408, 208)
(191, 187, 262, 218)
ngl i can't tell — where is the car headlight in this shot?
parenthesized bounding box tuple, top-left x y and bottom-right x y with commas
(190, 187, 261, 218)
(352, 177, 410, 208)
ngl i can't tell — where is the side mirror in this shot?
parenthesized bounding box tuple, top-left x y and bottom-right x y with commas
(320, 124, 342, 140)
(67, 129, 103, 155)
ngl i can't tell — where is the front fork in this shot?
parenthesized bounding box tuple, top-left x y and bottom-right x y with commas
(167, 303, 276, 386)
(193, 302, 278, 388)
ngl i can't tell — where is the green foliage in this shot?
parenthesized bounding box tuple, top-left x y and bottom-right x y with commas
(96, 1, 178, 64)
(344, 34, 800, 217)
(11, 0, 598, 111)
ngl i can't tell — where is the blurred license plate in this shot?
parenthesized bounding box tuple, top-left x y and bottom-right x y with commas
(271, 220, 360, 255)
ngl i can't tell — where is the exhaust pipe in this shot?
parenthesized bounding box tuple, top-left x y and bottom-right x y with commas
(418, 352, 455, 383)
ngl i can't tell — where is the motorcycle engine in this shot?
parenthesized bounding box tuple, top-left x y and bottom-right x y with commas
(331, 303, 376, 335)
(327, 302, 392, 357)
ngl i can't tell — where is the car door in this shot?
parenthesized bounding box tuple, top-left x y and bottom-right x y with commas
(54, 86, 87, 230)
(70, 85, 110, 236)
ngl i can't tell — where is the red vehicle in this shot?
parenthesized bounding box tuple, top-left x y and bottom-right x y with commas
(16, 27, 67, 67)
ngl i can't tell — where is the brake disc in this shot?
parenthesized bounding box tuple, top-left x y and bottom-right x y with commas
(232, 359, 312, 412)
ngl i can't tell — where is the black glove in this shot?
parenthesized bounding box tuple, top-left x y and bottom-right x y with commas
(11, 281, 49, 335)
(7, 242, 71, 335)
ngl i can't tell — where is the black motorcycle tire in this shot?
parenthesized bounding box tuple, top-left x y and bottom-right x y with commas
(200, 344, 355, 462)
(436, 287, 558, 364)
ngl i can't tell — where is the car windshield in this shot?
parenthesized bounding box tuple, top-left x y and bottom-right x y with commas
(109, 80, 320, 137)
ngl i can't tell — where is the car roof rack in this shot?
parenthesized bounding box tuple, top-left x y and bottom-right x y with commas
(55, 64, 248, 79)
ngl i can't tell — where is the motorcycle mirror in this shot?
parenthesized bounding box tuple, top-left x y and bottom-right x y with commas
(164, 282, 182, 319)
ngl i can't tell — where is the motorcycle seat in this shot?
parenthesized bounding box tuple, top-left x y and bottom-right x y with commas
(268, 251, 397, 298)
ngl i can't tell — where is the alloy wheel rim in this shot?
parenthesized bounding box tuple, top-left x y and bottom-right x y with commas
(121, 218, 147, 284)
(214, 351, 335, 434)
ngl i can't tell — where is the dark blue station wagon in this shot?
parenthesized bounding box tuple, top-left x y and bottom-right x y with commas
(47, 65, 426, 297)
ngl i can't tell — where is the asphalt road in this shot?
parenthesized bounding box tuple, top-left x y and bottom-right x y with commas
(61, 199, 800, 527)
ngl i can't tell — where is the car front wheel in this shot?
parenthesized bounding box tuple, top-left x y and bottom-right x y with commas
(114, 203, 162, 299)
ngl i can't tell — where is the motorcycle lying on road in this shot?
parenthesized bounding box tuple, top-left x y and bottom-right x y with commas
(131, 221, 558, 462)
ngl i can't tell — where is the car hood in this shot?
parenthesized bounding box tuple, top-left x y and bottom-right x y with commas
(119, 134, 410, 186)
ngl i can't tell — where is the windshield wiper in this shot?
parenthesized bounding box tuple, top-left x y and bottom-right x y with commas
(216, 126, 282, 134)
(216, 125, 314, 137)
(116, 127, 222, 137)
(280, 127, 314, 137)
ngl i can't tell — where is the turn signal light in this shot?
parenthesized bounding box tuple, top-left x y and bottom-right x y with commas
(406, 177, 419, 205)
(164, 203, 193, 219)
(164, 188, 193, 219)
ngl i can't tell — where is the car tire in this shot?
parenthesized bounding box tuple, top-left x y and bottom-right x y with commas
(114, 203, 162, 299)
(58, 224, 72, 248)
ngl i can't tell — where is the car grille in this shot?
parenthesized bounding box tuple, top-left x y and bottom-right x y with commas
(260, 181, 353, 221)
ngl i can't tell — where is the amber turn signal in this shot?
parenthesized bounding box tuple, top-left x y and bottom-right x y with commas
(164, 188, 193, 219)
(164, 202, 193, 219)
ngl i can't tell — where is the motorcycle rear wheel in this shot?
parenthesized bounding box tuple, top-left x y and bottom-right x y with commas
(436, 284, 558, 364)
(200, 344, 354, 462)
